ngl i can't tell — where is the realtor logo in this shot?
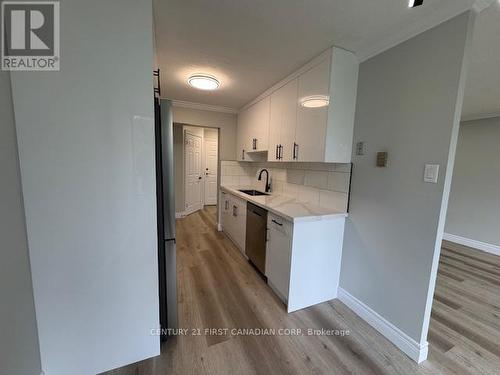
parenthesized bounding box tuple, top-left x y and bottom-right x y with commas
(1, 1, 60, 70)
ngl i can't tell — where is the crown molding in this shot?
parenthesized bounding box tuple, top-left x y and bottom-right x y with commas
(169, 100, 239, 114)
(461, 111, 500, 122)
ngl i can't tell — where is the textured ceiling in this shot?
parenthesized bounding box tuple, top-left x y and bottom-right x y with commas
(154, 0, 489, 112)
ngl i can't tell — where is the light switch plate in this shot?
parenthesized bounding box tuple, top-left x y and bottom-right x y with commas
(424, 164, 439, 183)
(356, 142, 365, 156)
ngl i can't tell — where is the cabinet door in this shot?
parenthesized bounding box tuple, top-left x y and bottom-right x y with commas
(278, 79, 298, 162)
(265, 214, 292, 303)
(220, 192, 229, 229)
(268, 89, 281, 162)
(269, 79, 298, 162)
(230, 196, 247, 253)
(250, 96, 270, 151)
(236, 109, 250, 161)
(295, 57, 330, 162)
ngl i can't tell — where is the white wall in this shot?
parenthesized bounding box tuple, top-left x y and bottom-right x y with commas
(9, 1, 159, 374)
(340, 12, 473, 360)
(445, 117, 500, 247)
(172, 106, 236, 160)
(0, 72, 42, 375)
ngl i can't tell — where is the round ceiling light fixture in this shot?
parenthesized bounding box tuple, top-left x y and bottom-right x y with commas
(300, 95, 330, 108)
(188, 74, 220, 90)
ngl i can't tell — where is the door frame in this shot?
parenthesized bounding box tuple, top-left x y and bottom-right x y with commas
(183, 129, 203, 215)
(176, 123, 220, 217)
(203, 135, 218, 206)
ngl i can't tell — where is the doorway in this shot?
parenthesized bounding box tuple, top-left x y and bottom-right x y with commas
(174, 124, 219, 217)
(184, 130, 203, 215)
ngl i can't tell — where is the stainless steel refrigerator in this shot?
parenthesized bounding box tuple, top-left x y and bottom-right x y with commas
(155, 97, 178, 341)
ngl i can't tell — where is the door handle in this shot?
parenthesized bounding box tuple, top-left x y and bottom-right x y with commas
(271, 219, 283, 226)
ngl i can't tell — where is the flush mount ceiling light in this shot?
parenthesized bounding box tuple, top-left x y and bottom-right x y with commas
(188, 74, 220, 90)
(408, 0, 423, 7)
(300, 95, 330, 108)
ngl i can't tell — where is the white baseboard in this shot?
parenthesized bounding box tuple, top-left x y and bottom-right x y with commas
(337, 288, 428, 363)
(175, 212, 186, 219)
(443, 233, 500, 257)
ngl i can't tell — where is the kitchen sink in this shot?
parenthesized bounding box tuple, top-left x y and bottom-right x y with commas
(238, 189, 269, 196)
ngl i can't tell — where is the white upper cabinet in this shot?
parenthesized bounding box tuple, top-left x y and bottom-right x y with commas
(248, 96, 270, 152)
(236, 96, 270, 160)
(295, 57, 330, 162)
(236, 108, 250, 161)
(268, 79, 298, 162)
(238, 47, 359, 164)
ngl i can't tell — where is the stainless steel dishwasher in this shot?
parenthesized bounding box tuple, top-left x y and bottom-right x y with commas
(245, 202, 268, 275)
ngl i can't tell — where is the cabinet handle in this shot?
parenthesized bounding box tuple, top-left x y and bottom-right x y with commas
(254, 138, 258, 150)
(279, 144, 283, 160)
(294, 143, 298, 160)
(225, 200, 229, 210)
(242, 149, 245, 160)
(233, 205, 237, 217)
(271, 219, 283, 226)
(275, 145, 279, 160)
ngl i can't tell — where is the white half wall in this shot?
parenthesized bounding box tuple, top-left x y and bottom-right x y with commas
(0, 71, 42, 375)
(445, 117, 500, 248)
(9, 1, 160, 374)
(340, 12, 474, 362)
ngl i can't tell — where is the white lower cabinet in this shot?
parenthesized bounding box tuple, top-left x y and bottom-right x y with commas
(266, 212, 346, 313)
(220, 188, 346, 313)
(265, 213, 292, 302)
(220, 191, 247, 254)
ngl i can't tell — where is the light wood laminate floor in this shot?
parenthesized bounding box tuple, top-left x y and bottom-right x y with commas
(104, 208, 500, 375)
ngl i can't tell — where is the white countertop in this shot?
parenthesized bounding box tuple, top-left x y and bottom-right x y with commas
(220, 185, 348, 223)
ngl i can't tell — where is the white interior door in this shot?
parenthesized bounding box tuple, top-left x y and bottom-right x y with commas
(204, 137, 218, 205)
(185, 131, 203, 214)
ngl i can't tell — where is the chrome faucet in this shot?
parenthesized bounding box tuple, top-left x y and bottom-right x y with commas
(258, 169, 271, 193)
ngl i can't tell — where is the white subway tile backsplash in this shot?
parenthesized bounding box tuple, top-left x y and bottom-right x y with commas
(239, 176, 252, 186)
(334, 163, 352, 173)
(220, 160, 350, 212)
(304, 170, 328, 189)
(287, 169, 305, 185)
(327, 172, 350, 193)
(271, 168, 287, 182)
(272, 180, 284, 194)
